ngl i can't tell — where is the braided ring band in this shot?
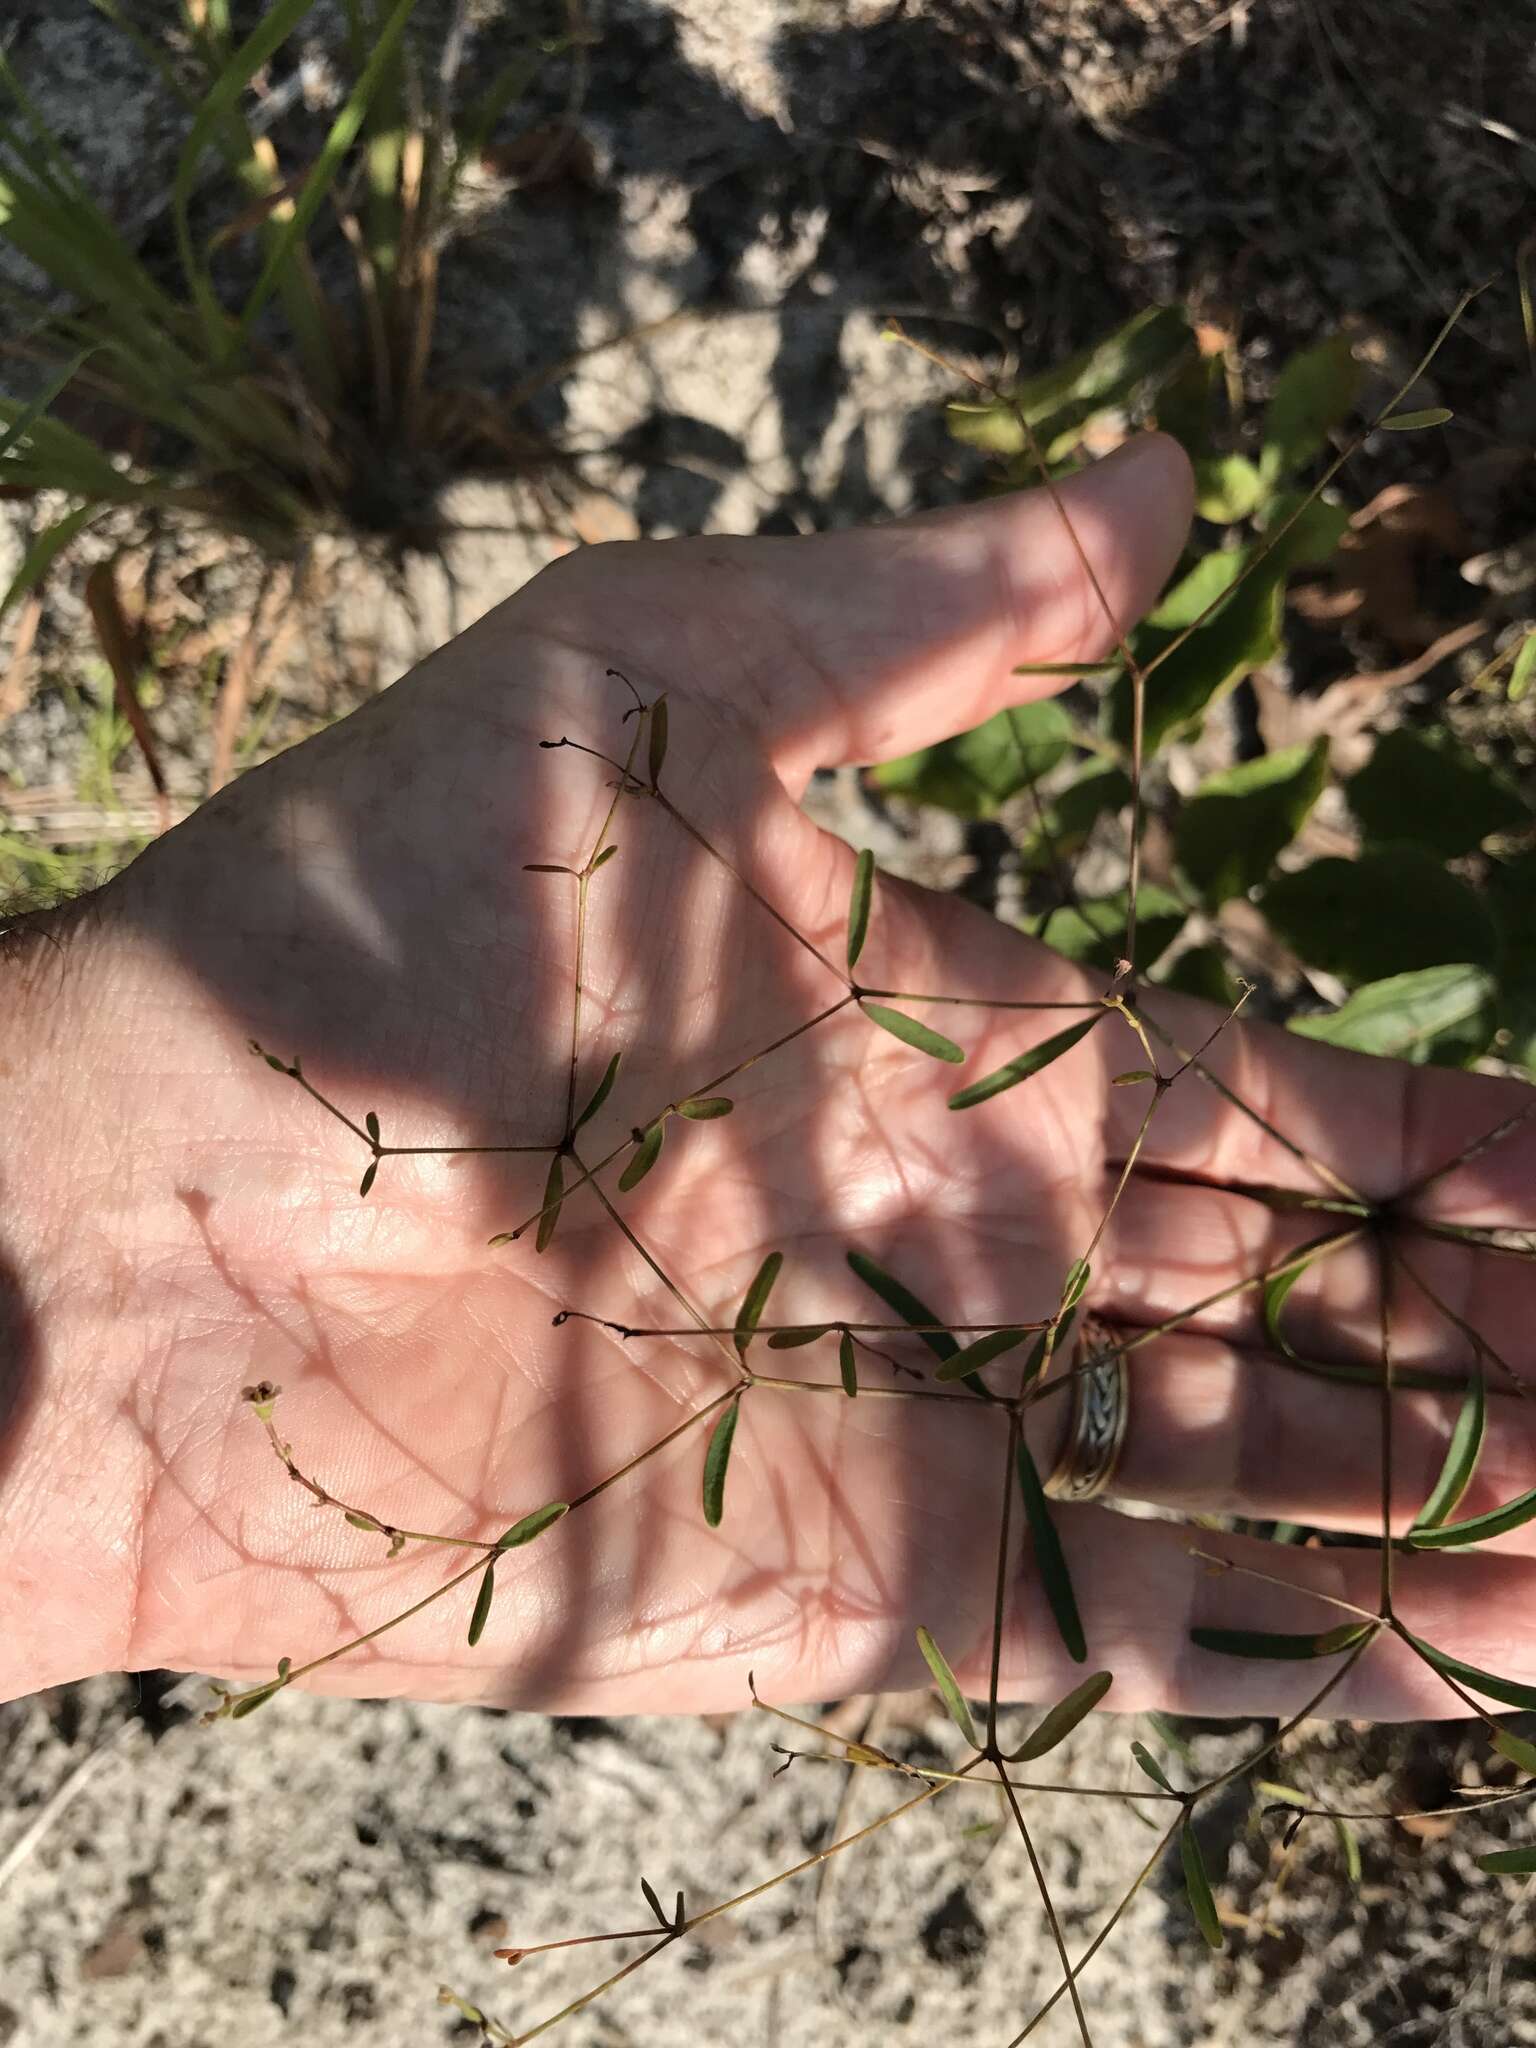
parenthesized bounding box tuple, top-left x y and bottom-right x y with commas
(1043, 1316, 1129, 1503)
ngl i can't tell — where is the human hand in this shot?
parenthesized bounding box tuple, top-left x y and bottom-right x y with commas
(5, 432, 1533, 1722)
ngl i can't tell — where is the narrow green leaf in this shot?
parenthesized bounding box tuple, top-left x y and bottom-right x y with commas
(591, 844, 619, 871)
(1408, 1482, 1536, 1550)
(1510, 632, 1536, 705)
(467, 1562, 496, 1647)
(947, 1013, 1100, 1110)
(1492, 1728, 1536, 1775)
(229, 1679, 283, 1720)
(1263, 1259, 1313, 1360)
(1130, 1740, 1173, 1792)
(535, 1153, 564, 1254)
(358, 1160, 378, 1199)
(617, 1120, 665, 1193)
(1011, 659, 1120, 675)
(640, 1877, 670, 1930)
(1479, 1846, 1536, 1876)
(344, 1511, 380, 1533)
(838, 1329, 857, 1398)
(861, 1003, 966, 1063)
(1191, 1623, 1372, 1661)
(233, 0, 419, 344)
(1410, 1372, 1485, 1533)
(1007, 1671, 1113, 1762)
(365, 1110, 380, 1144)
(1060, 1259, 1091, 1312)
(703, 1399, 740, 1528)
(677, 1095, 733, 1120)
(648, 695, 669, 785)
(767, 1324, 833, 1350)
(1, 502, 97, 620)
(734, 1252, 783, 1357)
(1334, 1816, 1362, 1886)
(765, 1318, 823, 1351)
(1181, 1820, 1225, 1950)
(0, 346, 95, 465)
(1016, 1440, 1087, 1662)
(574, 1052, 621, 1131)
(1401, 1632, 1536, 1713)
(934, 1327, 1028, 1383)
(845, 1250, 956, 1361)
(1379, 406, 1453, 432)
(847, 847, 875, 972)
(1112, 1068, 1156, 1086)
(496, 1501, 569, 1549)
(915, 1626, 979, 1749)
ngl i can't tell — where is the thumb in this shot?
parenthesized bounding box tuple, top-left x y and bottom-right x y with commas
(741, 431, 1193, 790)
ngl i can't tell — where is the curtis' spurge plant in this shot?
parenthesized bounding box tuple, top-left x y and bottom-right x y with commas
(204, 292, 1536, 2045)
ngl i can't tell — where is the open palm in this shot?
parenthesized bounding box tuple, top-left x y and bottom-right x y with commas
(7, 434, 1534, 1723)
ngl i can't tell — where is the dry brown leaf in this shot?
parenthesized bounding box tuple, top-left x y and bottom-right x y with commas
(482, 121, 597, 194)
(0, 589, 43, 726)
(1291, 482, 1465, 651)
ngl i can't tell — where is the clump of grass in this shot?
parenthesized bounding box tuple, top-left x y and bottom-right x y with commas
(0, 0, 583, 617)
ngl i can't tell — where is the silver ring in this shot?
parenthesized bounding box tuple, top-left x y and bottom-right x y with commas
(1044, 1315, 1129, 1503)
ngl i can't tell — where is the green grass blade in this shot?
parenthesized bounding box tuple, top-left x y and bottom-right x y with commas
(235, 0, 421, 345)
(174, 0, 317, 343)
(1, 503, 97, 620)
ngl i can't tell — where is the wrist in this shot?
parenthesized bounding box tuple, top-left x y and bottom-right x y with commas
(0, 892, 154, 1700)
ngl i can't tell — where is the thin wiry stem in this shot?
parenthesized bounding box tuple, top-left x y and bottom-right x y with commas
(1388, 1245, 1529, 1398)
(1394, 1093, 1536, 1206)
(492, 995, 855, 1243)
(1000, 1767, 1095, 2048)
(987, 1405, 1023, 1750)
(1008, 1816, 1184, 2046)
(562, 690, 644, 1133)
(1376, 1235, 1396, 1619)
